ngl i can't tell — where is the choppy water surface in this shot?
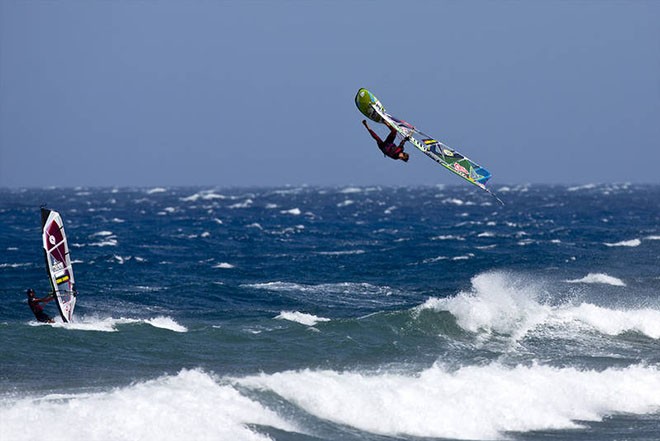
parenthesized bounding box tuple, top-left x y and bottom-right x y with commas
(1, 184, 659, 440)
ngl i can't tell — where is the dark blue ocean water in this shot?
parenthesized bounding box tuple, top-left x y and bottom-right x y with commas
(1, 184, 660, 441)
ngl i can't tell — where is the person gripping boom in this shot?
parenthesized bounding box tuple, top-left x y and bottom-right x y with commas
(26, 288, 55, 323)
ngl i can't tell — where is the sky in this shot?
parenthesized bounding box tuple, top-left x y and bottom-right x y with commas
(1, 0, 659, 188)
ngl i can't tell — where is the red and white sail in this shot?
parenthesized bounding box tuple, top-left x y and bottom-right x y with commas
(41, 208, 77, 322)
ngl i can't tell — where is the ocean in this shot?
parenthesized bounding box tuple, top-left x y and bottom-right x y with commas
(1, 184, 659, 441)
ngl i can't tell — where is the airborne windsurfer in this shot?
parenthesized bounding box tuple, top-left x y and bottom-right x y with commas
(26, 288, 55, 323)
(362, 120, 410, 162)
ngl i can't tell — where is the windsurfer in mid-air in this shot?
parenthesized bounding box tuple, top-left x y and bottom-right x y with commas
(26, 288, 55, 323)
(362, 119, 410, 162)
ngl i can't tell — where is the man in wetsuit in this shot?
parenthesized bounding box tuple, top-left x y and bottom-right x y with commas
(362, 119, 410, 162)
(26, 288, 55, 323)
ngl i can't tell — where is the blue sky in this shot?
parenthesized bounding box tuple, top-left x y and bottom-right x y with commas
(1, 1, 658, 188)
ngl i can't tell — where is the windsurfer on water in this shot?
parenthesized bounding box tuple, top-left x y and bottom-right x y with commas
(362, 119, 410, 162)
(26, 288, 55, 323)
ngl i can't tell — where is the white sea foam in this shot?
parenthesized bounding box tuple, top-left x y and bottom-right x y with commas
(92, 230, 114, 236)
(50, 317, 138, 332)
(566, 273, 626, 286)
(419, 272, 660, 339)
(146, 187, 167, 194)
(567, 183, 598, 191)
(419, 272, 551, 339)
(604, 239, 641, 247)
(181, 193, 201, 202)
(337, 200, 354, 207)
(201, 192, 225, 200)
(229, 199, 253, 209)
(444, 198, 468, 205)
(423, 256, 448, 263)
(214, 262, 235, 269)
(477, 231, 496, 238)
(237, 363, 660, 440)
(48, 316, 187, 333)
(554, 303, 660, 338)
(146, 316, 188, 332)
(280, 208, 301, 215)
(431, 235, 465, 241)
(275, 311, 330, 327)
(1, 370, 294, 441)
(181, 190, 226, 202)
(476, 244, 497, 250)
(109, 255, 145, 264)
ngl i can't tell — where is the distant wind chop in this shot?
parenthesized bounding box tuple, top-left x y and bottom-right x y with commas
(41, 207, 77, 322)
(355, 88, 503, 204)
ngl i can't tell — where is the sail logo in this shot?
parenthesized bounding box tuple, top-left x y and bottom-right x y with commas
(49, 235, 56, 245)
(453, 163, 469, 175)
(52, 261, 64, 272)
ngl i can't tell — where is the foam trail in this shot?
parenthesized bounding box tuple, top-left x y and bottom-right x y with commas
(49, 316, 139, 332)
(237, 363, 660, 440)
(48, 316, 188, 333)
(1, 370, 295, 441)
